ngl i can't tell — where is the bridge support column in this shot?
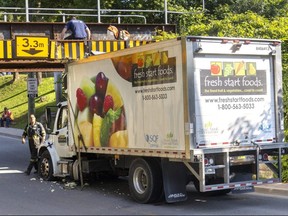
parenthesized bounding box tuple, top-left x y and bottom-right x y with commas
(54, 72, 62, 104)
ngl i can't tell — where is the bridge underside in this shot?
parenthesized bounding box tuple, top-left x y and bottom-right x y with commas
(0, 22, 176, 72)
(0, 60, 65, 72)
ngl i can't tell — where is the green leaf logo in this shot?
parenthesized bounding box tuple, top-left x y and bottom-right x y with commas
(166, 132, 173, 139)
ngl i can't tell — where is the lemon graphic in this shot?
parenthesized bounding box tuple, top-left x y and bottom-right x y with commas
(93, 114, 102, 147)
(105, 81, 123, 109)
(79, 121, 93, 147)
(248, 63, 256, 75)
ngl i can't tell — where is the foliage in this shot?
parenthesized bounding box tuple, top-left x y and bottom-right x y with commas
(0, 74, 56, 129)
(153, 29, 178, 41)
(283, 155, 288, 182)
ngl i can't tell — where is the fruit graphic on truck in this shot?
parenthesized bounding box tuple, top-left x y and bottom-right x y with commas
(210, 62, 222, 75)
(75, 72, 127, 148)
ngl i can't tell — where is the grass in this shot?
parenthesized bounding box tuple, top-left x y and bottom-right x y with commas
(0, 74, 57, 129)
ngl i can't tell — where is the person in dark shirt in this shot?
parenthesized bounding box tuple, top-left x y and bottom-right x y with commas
(60, 16, 91, 40)
(22, 114, 46, 175)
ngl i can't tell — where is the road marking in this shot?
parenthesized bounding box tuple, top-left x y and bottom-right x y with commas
(0, 167, 23, 174)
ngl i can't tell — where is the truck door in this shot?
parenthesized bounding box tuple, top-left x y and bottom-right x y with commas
(54, 105, 71, 157)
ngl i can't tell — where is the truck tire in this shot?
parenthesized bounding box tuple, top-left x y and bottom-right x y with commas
(39, 150, 54, 181)
(128, 158, 163, 204)
(72, 160, 79, 181)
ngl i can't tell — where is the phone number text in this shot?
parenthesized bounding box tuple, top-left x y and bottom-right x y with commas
(142, 93, 168, 101)
(218, 103, 255, 110)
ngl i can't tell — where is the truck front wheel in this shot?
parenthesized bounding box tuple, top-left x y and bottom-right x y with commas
(39, 150, 54, 181)
(128, 158, 163, 204)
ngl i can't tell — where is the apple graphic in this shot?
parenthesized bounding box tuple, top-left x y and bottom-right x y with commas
(211, 64, 220, 75)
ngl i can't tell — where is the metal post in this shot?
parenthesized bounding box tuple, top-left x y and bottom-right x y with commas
(25, 0, 29, 22)
(97, 0, 101, 23)
(164, 0, 168, 24)
(28, 72, 36, 120)
(203, 0, 205, 11)
(54, 72, 62, 104)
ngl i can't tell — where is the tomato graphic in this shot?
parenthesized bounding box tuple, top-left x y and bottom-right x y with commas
(137, 57, 144, 68)
(211, 64, 220, 75)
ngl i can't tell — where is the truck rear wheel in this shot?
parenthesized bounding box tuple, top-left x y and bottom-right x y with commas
(128, 158, 163, 204)
(39, 150, 54, 181)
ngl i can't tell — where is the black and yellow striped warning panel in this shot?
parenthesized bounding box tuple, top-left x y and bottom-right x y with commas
(50, 40, 153, 60)
(0, 40, 13, 59)
(0, 39, 153, 60)
(50, 41, 86, 60)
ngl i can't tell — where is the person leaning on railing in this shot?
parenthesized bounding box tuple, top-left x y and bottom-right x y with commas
(60, 16, 91, 40)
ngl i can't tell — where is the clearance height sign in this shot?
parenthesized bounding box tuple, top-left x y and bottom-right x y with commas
(194, 56, 275, 146)
(16, 36, 49, 58)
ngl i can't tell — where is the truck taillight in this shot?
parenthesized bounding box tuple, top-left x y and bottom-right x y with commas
(262, 153, 269, 161)
(204, 157, 214, 166)
(204, 158, 209, 165)
(272, 41, 280, 46)
(259, 153, 269, 161)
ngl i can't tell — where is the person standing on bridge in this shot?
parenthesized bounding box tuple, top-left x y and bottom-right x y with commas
(22, 114, 46, 176)
(61, 16, 91, 40)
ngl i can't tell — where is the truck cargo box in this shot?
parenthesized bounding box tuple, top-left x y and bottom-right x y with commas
(40, 36, 288, 204)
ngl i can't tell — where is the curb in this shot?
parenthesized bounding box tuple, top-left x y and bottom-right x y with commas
(0, 132, 22, 139)
(0, 128, 22, 139)
(254, 183, 288, 196)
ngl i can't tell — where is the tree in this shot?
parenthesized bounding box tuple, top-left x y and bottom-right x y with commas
(12, 72, 20, 82)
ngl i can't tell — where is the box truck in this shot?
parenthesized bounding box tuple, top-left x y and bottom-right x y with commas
(39, 36, 288, 203)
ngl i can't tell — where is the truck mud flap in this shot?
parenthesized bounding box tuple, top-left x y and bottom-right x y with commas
(161, 158, 187, 203)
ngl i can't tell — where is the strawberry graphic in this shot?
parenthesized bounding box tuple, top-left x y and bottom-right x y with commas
(103, 95, 114, 114)
(76, 88, 87, 111)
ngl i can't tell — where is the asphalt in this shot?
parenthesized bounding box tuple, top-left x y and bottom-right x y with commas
(0, 127, 287, 197)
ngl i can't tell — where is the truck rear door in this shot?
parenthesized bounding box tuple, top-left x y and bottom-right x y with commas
(186, 37, 282, 148)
